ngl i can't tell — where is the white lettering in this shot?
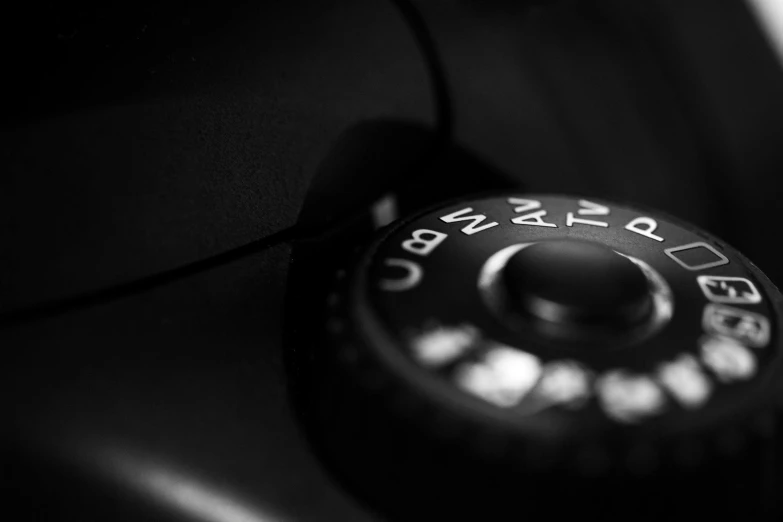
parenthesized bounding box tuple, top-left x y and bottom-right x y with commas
(702, 304, 770, 348)
(511, 210, 557, 227)
(597, 371, 666, 423)
(657, 354, 712, 408)
(401, 229, 448, 256)
(566, 212, 609, 228)
(412, 324, 479, 368)
(507, 198, 542, 214)
(625, 217, 664, 242)
(455, 346, 542, 408)
(379, 258, 422, 292)
(371, 193, 398, 228)
(535, 361, 591, 408)
(700, 335, 757, 383)
(439, 207, 499, 235)
(577, 199, 610, 216)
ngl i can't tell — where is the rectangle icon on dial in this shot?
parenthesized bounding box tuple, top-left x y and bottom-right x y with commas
(664, 242, 729, 271)
(702, 303, 770, 347)
(697, 276, 762, 305)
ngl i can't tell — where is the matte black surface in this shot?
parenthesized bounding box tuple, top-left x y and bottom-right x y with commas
(1, 246, 373, 521)
(0, 0, 433, 313)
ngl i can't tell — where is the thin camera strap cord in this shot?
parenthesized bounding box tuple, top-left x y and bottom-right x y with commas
(0, 227, 300, 328)
(0, 0, 454, 328)
(390, 0, 454, 142)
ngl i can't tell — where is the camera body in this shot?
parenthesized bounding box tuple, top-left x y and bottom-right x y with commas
(2, 1, 783, 520)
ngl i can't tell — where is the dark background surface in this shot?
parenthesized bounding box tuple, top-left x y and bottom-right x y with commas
(2, 1, 783, 520)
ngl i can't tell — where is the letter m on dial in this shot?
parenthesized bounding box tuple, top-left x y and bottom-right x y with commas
(439, 207, 499, 235)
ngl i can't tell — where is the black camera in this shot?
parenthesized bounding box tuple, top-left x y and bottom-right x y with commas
(2, 1, 782, 521)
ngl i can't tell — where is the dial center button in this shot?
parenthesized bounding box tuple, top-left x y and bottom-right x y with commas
(503, 239, 652, 328)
